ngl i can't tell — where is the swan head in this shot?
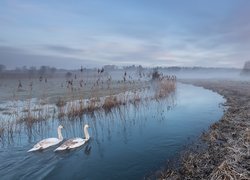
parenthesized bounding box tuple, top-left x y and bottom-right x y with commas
(58, 125, 64, 129)
(84, 124, 90, 128)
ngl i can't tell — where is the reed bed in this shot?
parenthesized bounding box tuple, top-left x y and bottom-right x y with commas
(102, 95, 123, 112)
(0, 70, 177, 144)
(154, 78, 176, 99)
(0, 122, 4, 139)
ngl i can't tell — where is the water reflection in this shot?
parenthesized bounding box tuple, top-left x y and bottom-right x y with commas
(0, 89, 176, 148)
(0, 83, 224, 180)
(84, 144, 92, 155)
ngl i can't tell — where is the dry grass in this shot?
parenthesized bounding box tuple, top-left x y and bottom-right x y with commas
(55, 97, 67, 107)
(157, 80, 250, 180)
(0, 123, 4, 139)
(0, 70, 177, 144)
(154, 78, 176, 99)
(1, 120, 15, 142)
(210, 161, 249, 180)
(102, 96, 123, 112)
(18, 111, 50, 125)
(84, 98, 100, 113)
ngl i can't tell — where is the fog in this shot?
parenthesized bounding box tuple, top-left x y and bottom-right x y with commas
(162, 68, 247, 80)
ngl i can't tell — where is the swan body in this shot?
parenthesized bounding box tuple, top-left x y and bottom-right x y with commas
(54, 124, 90, 151)
(28, 125, 63, 152)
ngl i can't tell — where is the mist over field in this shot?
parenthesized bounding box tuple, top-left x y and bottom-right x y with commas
(0, 1, 250, 179)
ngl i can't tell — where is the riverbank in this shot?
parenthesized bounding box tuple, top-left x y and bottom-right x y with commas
(159, 79, 250, 179)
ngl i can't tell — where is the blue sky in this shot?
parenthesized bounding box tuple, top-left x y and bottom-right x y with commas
(0, 0, 249, 69)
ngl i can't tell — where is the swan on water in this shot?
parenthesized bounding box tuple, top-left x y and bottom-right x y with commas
(54, 124, 90, 151)
(28, 125, 64, 152)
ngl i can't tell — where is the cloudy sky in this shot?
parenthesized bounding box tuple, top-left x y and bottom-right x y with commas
(0, 0, 249, 69)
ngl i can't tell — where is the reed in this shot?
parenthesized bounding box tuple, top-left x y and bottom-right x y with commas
(0, 69, 178, 145)
(102, 96, 122, 112)
(154, 77, 176, 100)
(56, 97, 67, 107)
(84, 98, 100, 113)
(0, 122, 4, 139)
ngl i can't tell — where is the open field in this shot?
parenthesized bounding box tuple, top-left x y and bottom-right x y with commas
(157, 79, 250, 179)
(0, 70, 150, 103)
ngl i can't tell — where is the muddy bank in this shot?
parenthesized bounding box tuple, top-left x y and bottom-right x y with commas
(157, 79, 250, 180)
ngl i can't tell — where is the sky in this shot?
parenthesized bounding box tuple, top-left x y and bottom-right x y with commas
(0, 0, 250, 69)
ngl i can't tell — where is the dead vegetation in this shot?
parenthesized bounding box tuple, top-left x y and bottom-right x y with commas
(0, 123, 4, 139)
(0, 69, 177, 143)
(157, 80, 250, 180)
(154, 78, 176, 99)
(102, 96, 123, 112)
(55, 97, 67, 107)
(55, 73, 176, 118)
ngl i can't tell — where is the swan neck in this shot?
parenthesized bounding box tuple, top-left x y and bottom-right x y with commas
(84, 127, 90, 140)
(57, 127, 63, 140)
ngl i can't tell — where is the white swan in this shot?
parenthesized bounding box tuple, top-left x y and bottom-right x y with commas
(28, 125, 64, 152)
(54, 124, 90, 151)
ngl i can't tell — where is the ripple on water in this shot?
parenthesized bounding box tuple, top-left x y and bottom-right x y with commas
(0, 83, 225, 180)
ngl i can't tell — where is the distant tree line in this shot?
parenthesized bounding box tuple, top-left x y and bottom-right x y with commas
(0, 65, 57, 78)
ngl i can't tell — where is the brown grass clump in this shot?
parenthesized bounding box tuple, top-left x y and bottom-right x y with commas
(84, 98, 100, 113)
(19, 113, 48, 124)
(55, 97, 66, 107)
(102, 96, 122, 111)
(154, 78, 176, 99)
(67, 109, 84, 119)
(210, 161, 249, 180)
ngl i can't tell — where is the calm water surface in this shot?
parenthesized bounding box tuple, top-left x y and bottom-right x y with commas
(0, 83, 225, 180)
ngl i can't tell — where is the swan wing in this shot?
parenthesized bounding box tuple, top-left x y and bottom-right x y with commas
(54, 138, 85, 151)
(69, 138, 86, 149)
(39, 138, 61, 147)
(54, 139, 74, 151)
(28, 143, 42, 152)
(28, 138, 61, 152)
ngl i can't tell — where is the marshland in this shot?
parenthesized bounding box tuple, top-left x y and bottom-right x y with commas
(1, 1, 250, 179)
(2, 65, 248, 179)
